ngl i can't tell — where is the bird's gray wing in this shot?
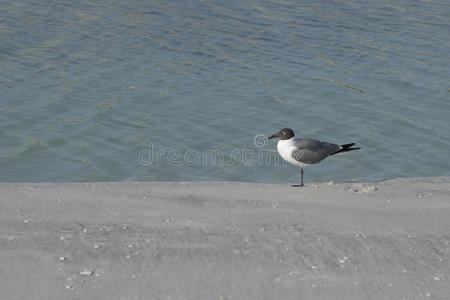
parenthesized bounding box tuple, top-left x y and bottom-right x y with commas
(291, 139, 340, 164)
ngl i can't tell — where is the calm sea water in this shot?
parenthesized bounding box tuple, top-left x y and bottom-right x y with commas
(1, 0, 449, 183)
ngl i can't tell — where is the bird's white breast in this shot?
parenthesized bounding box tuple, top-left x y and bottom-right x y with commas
(277, 138, 306, 167)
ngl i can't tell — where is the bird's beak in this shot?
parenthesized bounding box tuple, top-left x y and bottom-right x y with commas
(268, 132, 279, 140)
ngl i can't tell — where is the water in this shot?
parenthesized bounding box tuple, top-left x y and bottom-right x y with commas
(1, 0, 449, 183)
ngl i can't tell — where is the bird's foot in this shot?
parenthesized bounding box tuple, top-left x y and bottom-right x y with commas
(291, 184, 304, 187)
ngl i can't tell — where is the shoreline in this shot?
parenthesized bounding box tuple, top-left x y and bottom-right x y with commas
(0, 175, 447, 185)
(1, 177, 449, 299)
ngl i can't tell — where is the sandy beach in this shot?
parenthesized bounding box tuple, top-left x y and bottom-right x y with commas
(1, 178, 449, 300)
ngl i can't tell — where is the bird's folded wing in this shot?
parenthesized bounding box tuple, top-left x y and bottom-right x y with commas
(291, 139, 340, 164)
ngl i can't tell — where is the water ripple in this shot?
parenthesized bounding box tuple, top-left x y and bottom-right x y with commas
(1, 0, 449, 182)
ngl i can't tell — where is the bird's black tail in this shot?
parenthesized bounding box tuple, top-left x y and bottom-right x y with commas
(331, 143, 360, 155)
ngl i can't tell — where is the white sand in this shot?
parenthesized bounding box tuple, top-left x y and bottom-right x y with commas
(1, 178, 449, 300)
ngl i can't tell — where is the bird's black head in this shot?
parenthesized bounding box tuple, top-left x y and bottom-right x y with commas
(268, 128, 295, 140)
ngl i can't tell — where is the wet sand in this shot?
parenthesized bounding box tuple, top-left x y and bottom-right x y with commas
(1, 178, 449, 299)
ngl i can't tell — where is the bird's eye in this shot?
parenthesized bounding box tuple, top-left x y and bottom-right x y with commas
(281, 131, 286, 135)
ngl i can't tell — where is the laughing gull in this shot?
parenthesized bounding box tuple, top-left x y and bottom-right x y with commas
(268, 128, 360, 187)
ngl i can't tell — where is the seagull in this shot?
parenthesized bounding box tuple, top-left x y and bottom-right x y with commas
(268, 128, 360, 187)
